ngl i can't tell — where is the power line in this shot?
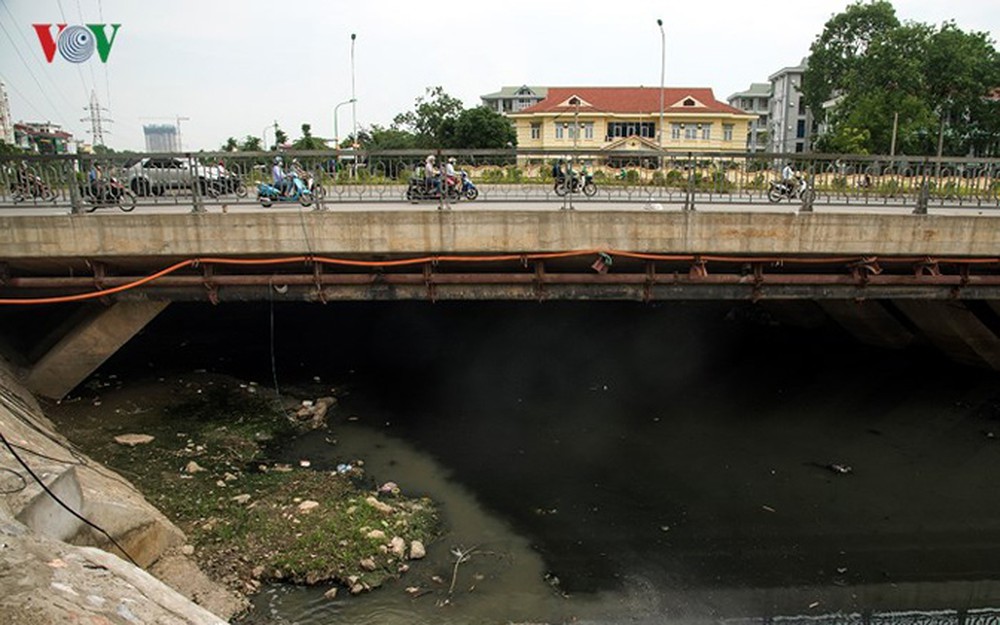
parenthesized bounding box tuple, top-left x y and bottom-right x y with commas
(97, 0, 112, 109)
(0, 72, 49, 120)
(55, 0, 91, 101)
(75, 0, 99, 104)
(0, 20, 66, 125)
(0, 2, 80, 113)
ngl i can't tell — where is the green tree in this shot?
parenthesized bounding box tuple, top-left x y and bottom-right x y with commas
(802, 0, 901, 120)
(452, 106, 517, 149)
(0, 141, 24, 155)
(221, 137, 239, 152)
(291, 123, 327, 150)
(239, 135, 262, 151)
(273, 125, 288, 150)
(393, 86, 464, 148)
(361, 124, 417, 150)
(805, 1, 1000, 155)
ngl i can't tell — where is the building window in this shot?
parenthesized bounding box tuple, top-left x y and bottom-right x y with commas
(723, 124, 733, 142)
(671, 124, 681, 140)
(530, 123, 541, 140)
(684, 125, 697, 140)
(796, 119, 806, 138)
(798, 99, 807, 115)
(795, 142, 804, 153)
(701, 125, 711, 140)
(556, 125, 564, 139)
(606, 122, 655, 140)
(582, 122, 593, 140)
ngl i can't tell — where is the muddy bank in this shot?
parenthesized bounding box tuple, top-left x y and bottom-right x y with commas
(45, 371, 440, 603)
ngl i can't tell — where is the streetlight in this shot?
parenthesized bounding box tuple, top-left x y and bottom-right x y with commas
(350, 34, 357, 151)
(262, 124, 272, 151)
(657, 18, 665, 151)
(333, 98, 356, 151)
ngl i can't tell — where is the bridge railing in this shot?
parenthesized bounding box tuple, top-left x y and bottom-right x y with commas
(2, 150, 998, 211)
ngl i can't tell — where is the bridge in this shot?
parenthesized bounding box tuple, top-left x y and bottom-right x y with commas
(2, 149, 1000, 398)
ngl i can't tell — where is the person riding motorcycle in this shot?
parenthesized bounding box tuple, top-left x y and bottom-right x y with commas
(444, 157, 458, 191)
(424, 154, 440, 193)
(781, 163, 801, 196)
(272, 156, 293, 196)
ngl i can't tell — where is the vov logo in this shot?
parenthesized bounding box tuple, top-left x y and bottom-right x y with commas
(33, 24, 121, 63)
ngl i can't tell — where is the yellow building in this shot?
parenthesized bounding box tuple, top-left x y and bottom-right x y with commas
(509, 86, 755, 152)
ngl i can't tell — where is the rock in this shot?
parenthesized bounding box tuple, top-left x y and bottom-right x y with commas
(184, 461, 206, 474)
(378, 482, 400, 496)
(299, 460, 311, 468)
(223, 472, 238, 481)
(365, 496, 394, 514)
(297, 500, 320, 512)
(231, 494, 251, 505)
(323, 587, 338, 600)
(113, 434, 154, 447)
(359, 557, 377, 571)
(409, 540, 426, 560)
(180, 545, 195, 556)
(365, 529, 386, 540)
(389, 536, 406, 558)
(350, 583, 365, 595)
(251, 566, 265, 579)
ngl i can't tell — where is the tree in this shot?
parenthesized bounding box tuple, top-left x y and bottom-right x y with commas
(239, 135, 262, 151)
(221, 137, 239, 152)
(393, 86, 464, 148)
(802, 0, 901, 119)
(805, 1, 1000, 155)
(291, 123, 327, 150)
(452, 106, 517, 149)
(272, 125, 288, 150)
(362, 124, 417, 150)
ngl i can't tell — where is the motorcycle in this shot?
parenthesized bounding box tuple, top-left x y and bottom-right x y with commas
(11, 173, 57, 202)
(301, 170, 325, 200)
(405, 174, 463, 202)
(554, 170, 597, 197)
(767, 178, 816, 203)
(81, 177, 137, 212)
(455, 170, 478, 200)
(257, 173, 313, 207)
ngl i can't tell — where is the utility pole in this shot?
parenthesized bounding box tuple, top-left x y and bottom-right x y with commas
(81, 90, 112, 146)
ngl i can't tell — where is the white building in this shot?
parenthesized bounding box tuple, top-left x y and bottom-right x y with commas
(143, 124, 179, 152)
(0, 82, 14, 145)
(726, 82, 771, 151)
(768, 59, 813, 153)
(480, 86, 548, 115)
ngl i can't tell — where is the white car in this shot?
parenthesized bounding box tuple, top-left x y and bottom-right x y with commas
(126, 157, 222, 197)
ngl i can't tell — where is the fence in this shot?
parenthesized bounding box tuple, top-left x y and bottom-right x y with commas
(2, 149, 998, 212)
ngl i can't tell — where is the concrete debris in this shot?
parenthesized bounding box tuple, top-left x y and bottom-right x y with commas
(184, 461, 206, 474)
(297, 500, 320, 513)
(113, 434, 155, 447)
(409, 540, 426, 560)
(389, 536, 406, 558)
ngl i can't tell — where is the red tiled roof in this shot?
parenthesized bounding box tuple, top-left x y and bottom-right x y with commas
(514, 87, 749, 116)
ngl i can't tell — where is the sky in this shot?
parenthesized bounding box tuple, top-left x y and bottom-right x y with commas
(1, 0, 998, 152)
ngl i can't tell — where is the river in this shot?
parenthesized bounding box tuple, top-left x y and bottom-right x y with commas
(95, 300, 1000, 624)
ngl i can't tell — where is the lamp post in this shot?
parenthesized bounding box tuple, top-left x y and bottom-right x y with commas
(657, 18, 665, 151)
(333, 98, 356, 151)
(350, 34, 358, 172)
(262, 125, 272, 151)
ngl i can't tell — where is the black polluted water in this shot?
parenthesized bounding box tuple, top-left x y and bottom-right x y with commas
(98, 300, 1000, 624)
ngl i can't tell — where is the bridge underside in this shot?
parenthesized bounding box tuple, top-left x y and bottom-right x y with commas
(3, 251, 1000, 398)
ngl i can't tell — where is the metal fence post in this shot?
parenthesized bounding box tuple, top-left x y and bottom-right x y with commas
(188, 153, 205, 213)
(684, 151, 696, 211)
(68, 157, 82, 214)
(914, 158, 930, 215)
(799, 163, 815, 213)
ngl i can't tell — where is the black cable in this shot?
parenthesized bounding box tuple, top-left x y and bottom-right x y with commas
(0, 429, 139, 567)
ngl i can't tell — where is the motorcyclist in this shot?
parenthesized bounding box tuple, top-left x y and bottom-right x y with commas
(444, 157, 458, 191)
(781, 163, 799, 196)
(272, 156, 291, 196)
(424, 154, 439, 193)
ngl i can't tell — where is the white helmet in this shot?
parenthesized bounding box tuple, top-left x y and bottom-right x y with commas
(448, 157, 456, 164)
(427, 154, 436, 163)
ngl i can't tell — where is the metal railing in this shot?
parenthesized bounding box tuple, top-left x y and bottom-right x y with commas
(1, 149, 998, 213)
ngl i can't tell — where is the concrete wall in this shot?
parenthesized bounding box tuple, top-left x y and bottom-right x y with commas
(2, 211, 999, 260)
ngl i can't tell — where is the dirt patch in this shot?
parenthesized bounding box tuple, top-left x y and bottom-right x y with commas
(47, 372, 439, 600)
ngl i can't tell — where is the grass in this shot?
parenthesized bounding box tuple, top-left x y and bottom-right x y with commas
(70, 376, 439, 593)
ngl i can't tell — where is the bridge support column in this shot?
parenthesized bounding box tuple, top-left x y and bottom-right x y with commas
(818, 300, 914, 349)
(24, 300, 169, 400)
(893, 300, 1000, 370)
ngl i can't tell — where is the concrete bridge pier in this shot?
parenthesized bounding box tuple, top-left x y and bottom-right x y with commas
(818, 300, 915, 350)
(24, 300, 169, 400)
(893, 300, 1000, 370)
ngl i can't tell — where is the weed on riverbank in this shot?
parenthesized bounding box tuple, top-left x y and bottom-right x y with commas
(50, 373, 439, 596)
